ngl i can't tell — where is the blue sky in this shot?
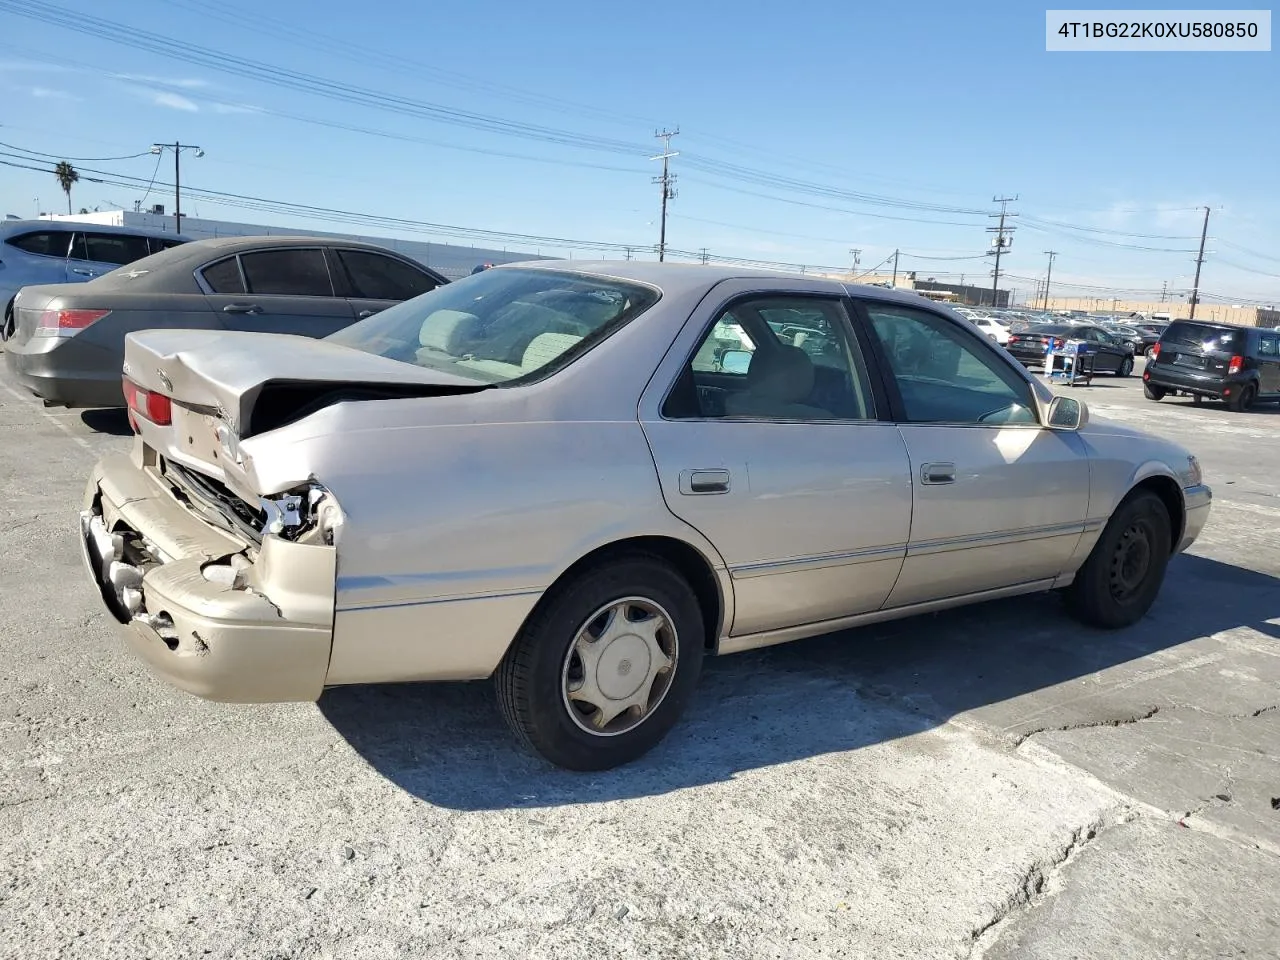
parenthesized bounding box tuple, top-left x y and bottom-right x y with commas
(1, 0, 1277, 305)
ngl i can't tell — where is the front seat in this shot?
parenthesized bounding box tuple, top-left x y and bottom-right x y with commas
(723, 345, 832, 420)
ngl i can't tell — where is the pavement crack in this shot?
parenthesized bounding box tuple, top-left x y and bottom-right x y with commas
(1012, 706, 1161, 747)
(1251, 705, 1277, 718)
(966, 807, 1136, 958)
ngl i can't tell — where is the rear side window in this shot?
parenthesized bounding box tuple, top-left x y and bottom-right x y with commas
(6, 231, 70, 257)
(240, 249, 333, 297)
(148, 237, 185, 254)
(337, 249, 438, 300)
(81, 232, 154, 266)
(1161, 321, 1245, 354)
(202, 257, 245, 294)
(1260, 335, 1279, 357)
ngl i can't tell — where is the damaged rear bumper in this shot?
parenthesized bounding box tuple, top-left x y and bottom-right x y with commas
(80, 451, 336, 702)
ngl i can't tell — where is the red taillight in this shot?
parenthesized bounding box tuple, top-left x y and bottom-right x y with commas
(122, 376, 173, 426)
(35, 308, 110, 337)
(1150, 343, 1160, 360)
(1008, 335, 1020, 344)
(1227, 355, 1244, 375)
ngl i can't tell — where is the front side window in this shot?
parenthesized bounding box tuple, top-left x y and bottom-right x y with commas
(863, 302, 1037, 425)
(1259, 335, 1278, 357)
(240, 249, 333, 297)
(83, 232, 153, 266)
(337, 249, 438, 301)
(326, 267, 659, 385)
(6, 231, 70, 257)
(664, 296, 875, 421)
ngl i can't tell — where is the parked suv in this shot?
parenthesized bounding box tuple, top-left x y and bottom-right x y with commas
(1143, 320, 1280, 411)
(1, 220, 186, 337)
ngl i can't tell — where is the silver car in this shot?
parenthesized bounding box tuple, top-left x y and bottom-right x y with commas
(78, 263, 1212, 770)
(0, 219, 186, 326)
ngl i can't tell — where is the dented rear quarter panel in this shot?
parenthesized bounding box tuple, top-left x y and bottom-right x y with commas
(216, 272, 735, 685)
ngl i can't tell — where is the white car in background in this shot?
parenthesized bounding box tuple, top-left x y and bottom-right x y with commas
(970, 314, 1010, 345)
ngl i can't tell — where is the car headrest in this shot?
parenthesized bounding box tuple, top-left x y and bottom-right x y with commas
(747, 345, 815, 403)
(419, 310, 482, 353)
(522, 332, 583, 371)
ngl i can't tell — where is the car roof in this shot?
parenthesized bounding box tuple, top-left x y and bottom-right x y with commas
(500, 259, 951, 308)
(0, 219, 189, 241)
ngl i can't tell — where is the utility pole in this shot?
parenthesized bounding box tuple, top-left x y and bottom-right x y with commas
(849, 248, 862, 277)
(623, 246, 634, 261)
(1159, 280, 1168, 303)
(987, 195, 1018, 308)
(891, 248, 900, 287)
(699, 247, 709, 264)
(1188, 205, 1210, 320)
(1041, 250, 1058, 311)
(651, 129, 679, 262)
(151, 141, 203, 233)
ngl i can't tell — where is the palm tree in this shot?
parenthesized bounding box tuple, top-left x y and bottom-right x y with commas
(53, 161, 79, 214)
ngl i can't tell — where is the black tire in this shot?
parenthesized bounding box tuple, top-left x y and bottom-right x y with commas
(1144, 346, 1156, 359)
(1143, 383, 1166, 401)
(1, 299, 14, 342)
(495, 553, 705, 771)
(1065, 491, 1172, 629)
(1116, 356, 1134, 377)
(1226, 383, 1256, 412)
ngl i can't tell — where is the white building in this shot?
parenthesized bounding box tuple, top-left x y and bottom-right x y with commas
(39, 210, 559, 280)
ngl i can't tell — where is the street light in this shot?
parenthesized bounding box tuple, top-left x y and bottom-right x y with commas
(150, 142, 204, 233)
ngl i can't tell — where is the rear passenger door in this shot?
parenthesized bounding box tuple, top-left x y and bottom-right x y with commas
(1258, 332, 1280, 397)
(199, 247, 355, 338)
(66, 231, 152, 281)
(331, 248, 442, 320)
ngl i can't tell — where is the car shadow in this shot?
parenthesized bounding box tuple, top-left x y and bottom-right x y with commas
(79, 408, 132, 435)
(318, 554, 1280, 810)
(1159, 398, 1280, 415)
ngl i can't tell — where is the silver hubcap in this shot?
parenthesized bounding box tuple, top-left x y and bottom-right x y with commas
(561, 597, 678, 736)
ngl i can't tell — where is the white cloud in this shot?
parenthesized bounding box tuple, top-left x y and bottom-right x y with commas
(152, 91, 199, 112)
(30, 86, 81, 101)
(115, 73, 210, 89)
(211, 101, 262, 115)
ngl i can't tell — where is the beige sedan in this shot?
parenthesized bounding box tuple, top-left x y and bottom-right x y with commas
(80, 263, 1211, 770)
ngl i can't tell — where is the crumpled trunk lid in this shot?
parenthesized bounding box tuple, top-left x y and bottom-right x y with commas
(124, 328, 486, 437)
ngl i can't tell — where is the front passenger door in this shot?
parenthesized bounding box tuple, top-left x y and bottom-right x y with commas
(202, 247, 355, 338)
(858, 300, 1091, 608)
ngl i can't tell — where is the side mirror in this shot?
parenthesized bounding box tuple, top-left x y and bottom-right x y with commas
(720, 350, 752, 375)
(1047, 395, 1088, 431)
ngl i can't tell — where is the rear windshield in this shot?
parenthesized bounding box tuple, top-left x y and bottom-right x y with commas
(1161, 321, 1246, 354)
(326, 268, 661, 385)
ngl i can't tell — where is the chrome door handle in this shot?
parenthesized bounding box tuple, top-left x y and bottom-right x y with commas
(71, 267, 96, 277)
(356, 309, 378, 319)
(222, 303, 263, 315)
(679, 468, 731, 495)
(920, 462, 956, 485)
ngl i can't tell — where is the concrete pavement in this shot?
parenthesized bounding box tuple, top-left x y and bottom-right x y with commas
(0, 358, 1276, 959)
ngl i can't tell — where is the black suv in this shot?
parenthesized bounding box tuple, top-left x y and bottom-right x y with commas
(1143, 320, 1280, 411)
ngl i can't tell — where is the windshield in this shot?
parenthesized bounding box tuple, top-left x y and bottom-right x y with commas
(1161, 321, 1246, 355)
(325, 267, 661, 384)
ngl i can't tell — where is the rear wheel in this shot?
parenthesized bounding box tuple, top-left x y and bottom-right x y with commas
(1065, 490, 1172, 629)
(1117, 356, 1134, 377)
(1143, 383, 1166, 401)
(495, 553, 705, 770)
(1227, 383, 1256, 412)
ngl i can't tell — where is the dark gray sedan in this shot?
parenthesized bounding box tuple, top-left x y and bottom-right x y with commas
(2, 235, 448, 407)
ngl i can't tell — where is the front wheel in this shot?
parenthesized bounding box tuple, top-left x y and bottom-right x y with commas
(1227, 383, 1256, 412)
(495, 553, 705, 770)
(1117, 356, 1134, 377)
(1065, 491, 1172, 629)
(1143, 383, 1166, 400)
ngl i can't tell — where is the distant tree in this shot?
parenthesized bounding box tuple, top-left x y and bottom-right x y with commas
(54, 161, 79, 214)
(78, 207, 89, 215)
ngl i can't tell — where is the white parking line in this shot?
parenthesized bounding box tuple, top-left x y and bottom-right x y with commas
(0, 380, 93, 451)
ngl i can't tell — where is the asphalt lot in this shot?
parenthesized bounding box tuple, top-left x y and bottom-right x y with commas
(0, 356, 1276, 960)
